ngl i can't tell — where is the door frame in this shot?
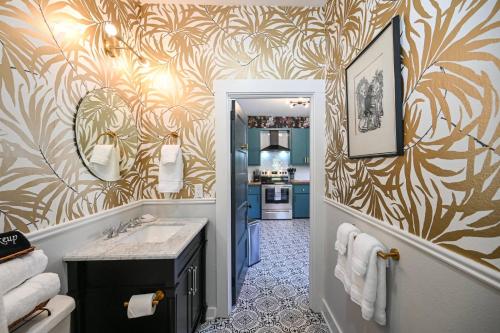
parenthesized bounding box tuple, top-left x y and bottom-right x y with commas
(214, 80, 326, 317)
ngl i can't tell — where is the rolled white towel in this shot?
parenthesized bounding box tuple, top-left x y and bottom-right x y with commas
(90, 144, 113, 165)
(4, 272, 61, 327)
(160, 145, 180, 165)
(0, 250, 48, 294)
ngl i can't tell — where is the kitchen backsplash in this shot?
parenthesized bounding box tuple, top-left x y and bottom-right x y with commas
(248, 116, 310, 128)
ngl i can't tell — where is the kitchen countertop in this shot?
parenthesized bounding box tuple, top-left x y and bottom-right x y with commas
(248, 180, 310, 185)
(63, 218, 208, 261)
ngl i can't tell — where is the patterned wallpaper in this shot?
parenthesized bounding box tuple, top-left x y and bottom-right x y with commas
(0, 1, 325, 233)
(324, 0, 499, 270)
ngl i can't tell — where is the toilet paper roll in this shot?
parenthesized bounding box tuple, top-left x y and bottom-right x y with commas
(126, 293, 157, 319)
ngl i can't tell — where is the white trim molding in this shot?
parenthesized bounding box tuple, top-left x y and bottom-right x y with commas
(27, 198, 216, 242)
(321, 298, 343, 333)
(214, 79, 326, 317)
(324, 197, 500, 290)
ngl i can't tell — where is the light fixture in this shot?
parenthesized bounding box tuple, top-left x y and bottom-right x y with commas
(104, 23, 118, 37)
(289, 98, 310, 108)
(103, 22, 147, 66)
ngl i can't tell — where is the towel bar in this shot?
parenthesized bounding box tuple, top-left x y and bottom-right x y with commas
(123, 290, 165, 308)
(377, 248, 400, 261)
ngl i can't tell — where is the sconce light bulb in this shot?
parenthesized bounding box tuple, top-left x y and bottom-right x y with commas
(104, 23, 118, 37)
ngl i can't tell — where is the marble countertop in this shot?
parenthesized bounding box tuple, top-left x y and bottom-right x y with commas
(63, 218, 208, 261)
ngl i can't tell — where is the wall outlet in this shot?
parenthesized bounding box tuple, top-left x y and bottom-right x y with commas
(194, 184, 204, 199)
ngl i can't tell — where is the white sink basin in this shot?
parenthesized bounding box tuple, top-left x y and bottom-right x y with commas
(122, 224, 183, 244)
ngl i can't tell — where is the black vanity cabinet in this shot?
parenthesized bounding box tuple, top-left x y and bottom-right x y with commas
(67, 227, 206, 333)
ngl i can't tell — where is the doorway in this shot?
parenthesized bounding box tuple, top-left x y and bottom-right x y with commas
(215, 80, 326, 318)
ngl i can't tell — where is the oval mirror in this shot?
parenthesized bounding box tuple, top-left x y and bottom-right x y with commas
(75, 88, 138, 181)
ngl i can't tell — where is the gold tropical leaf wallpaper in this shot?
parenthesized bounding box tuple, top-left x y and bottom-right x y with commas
(324, 0, 499, 270)
(0, 1, 325, 232)
(0, 0, 498, 271)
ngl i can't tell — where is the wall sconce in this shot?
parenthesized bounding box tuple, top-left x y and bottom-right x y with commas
(103, 22, 148, 66)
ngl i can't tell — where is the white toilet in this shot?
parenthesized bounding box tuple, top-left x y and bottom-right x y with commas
(14, 295, 75, 333)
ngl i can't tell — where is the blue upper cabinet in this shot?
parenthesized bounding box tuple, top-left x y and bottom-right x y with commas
(248, 128, 261, 166)
(290, 128, 310, 165)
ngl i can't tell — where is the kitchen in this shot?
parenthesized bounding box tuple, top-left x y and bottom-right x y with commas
(238, 98, 311, 222)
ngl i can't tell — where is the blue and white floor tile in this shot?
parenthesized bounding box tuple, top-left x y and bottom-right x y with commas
(197, 219, 329, 333)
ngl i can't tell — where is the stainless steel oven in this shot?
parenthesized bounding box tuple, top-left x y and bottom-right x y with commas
(261, 184, 293, 220)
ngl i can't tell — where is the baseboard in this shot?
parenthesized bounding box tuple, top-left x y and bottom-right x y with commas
(205, 307, 217, 320)
(321, 298, 342, 333)
(324, 197, 500, 290)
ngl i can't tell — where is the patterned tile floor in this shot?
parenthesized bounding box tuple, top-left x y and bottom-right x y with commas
(197, 219, 330, 333)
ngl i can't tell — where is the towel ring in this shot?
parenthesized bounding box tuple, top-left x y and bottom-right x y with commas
(161, 131, 179, 145)
(123, 290, 165, 308)
(95, 130, 118, 145)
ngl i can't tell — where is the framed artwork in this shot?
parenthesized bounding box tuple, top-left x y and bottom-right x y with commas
(345, 15, 403, 159)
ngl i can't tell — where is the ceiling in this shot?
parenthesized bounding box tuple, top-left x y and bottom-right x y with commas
(237, 98, 310, 117)
(142, 0, 325, 6)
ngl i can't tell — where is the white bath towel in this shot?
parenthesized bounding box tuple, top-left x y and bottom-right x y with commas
(335, 223, 359, 255)
(90, 144, 120, 181)
(0, 250, 48, 294)
(160, 145, 180, 165)
(350, 234, 387, 326)
(158, 145, 183, 193)
(334, 225, 359, 290)
(351, 233, 380, 277)
(90, 144, 113, 165)
(360, 246, 387, 325)
(4, 272, 60, 327)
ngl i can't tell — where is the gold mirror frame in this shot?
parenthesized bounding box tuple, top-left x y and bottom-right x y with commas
(74, 88, 138, 181)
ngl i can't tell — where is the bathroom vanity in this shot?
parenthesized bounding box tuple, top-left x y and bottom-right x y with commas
(64, 218, 207, 333)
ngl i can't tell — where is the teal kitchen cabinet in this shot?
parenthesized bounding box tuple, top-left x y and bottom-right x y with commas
(248, 185, 261, 220)
(248, 128, 261, 166)
(290, 128, 310, 165)
(293, 184, 310, 218)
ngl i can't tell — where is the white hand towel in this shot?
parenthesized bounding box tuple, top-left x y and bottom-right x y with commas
(91, 145, 120, 181)
(335, 223, 359, 255)
(158, 145, 183, 193)
(361, 245, 387, 325)
(274, 187, 282, 201)
(90, 144, 113, 165)
(334, 226, 359, 290)
(160, 145, 180, 165)
(4, 272, 60, 327)
(0, 250, 48, 294)
(127, 293, 157, 319)
(352, 233, 380, 277)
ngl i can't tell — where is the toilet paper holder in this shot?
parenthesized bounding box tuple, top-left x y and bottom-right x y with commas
(123, 290, 165, 308)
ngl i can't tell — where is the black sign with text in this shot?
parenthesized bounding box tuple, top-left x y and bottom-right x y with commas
(0, 231, 31, 259)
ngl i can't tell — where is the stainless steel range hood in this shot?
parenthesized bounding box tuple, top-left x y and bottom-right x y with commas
(260, 130, 289, 151)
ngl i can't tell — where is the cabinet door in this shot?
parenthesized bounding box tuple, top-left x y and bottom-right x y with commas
(248, 128, 261, 165)
(188, 249, 203, 333)
(176, 267, 190, 333)
(247, 194, 261, 219)
(293, 193, 310, 218)
(291, 128, 310, 165)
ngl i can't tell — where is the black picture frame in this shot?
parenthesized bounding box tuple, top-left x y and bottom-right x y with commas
(345, 15, 403, 159)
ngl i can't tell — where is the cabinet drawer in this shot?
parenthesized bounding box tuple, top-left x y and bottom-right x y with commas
(293, 184, 309, 194)
(248, 185, 261, 195)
